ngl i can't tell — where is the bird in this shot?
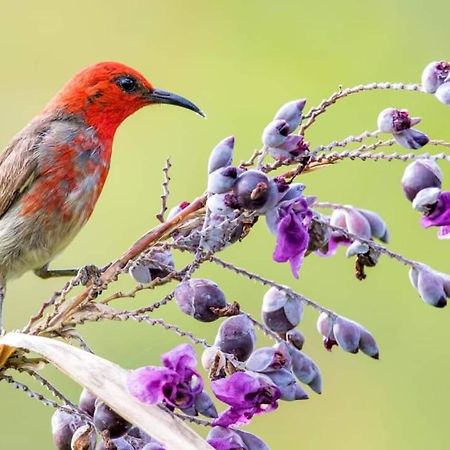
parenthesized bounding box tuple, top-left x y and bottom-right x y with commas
(0, 61, 204, 328)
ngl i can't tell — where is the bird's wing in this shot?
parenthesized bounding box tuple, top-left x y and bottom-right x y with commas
(0, 120, 49, 219)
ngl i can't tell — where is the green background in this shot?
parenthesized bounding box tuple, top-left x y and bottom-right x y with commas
(0, 1, 449, 449)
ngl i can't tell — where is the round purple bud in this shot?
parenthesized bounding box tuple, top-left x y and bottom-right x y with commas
(175, 278, 228, 322)
(51, 409, 81, 450)
(401, 160, 442, 202)
(262, 287, 303, 333)
(421, 61, 450, 94)
(233, 170, 279, 212)
(93, 401, 131, 439)
(266, 368, 308, 401)
(214, 314, 256, 361)
(332, 317, 361, 353)
(79, 388, 97, 417)
(286, 329, 305, 350)
(435, 82, 450, 106)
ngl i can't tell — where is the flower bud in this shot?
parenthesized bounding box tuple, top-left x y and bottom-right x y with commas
(206, 193, 239, 217)
(266, 368, 308, 401)
(233, 170, 279, 212)
(317, 312, 338, 350)
(409, 266, 447, 308)
(262, 287, 303, 333)
(344, 209, 371, 239)
(127, 427, 153, 443)
(289, 347, 322, 394)
(435, 82, 450, 105)
(421, 61, 450, 93)
(279, 183, 305, 202)
(78, 389, 97, 416)
(207, 427, 246, 450)
(70, 423, 96, 450)
(377, 108, 413, 133)
(412, 187, 441, 212)
(194, 391, 218, 418)
(208, 136, 234, 174)
(278, 135, 309, 157)
(286, 329, 305, 350)
(214, 314, 256, 361)
(208, 166, 240, 194)
(401, 160, 442, 202)
(51, 409, 80, 450)
(93, 401, 131, 439)
(332, 317, 361, 353)
(167, 201, 190, 220)
(129, 249, 174, 284)
(346, 240, 369, 257)
(394, 129, 429, 150)
(359, 209, 389, 242)
(175, 279, 228, 322)
(235, 430, 270, 450)
(359, 328, 379, 359)
(261, 119, 289, 147)
(246, 343, 291, 373)
(274, 99, 306, 132)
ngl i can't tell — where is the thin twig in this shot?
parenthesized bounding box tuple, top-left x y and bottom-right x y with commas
(156, 158, 172, 223)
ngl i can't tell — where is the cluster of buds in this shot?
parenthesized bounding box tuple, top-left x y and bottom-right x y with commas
(261, 99, 308, 161)
(377, 108, 429, 149)
(52, 388, 164, 450)
(317, 313, 379, 358)
(421, 61, 450, 105)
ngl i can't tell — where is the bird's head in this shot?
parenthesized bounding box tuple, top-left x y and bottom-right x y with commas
(44, 61, 204, 140)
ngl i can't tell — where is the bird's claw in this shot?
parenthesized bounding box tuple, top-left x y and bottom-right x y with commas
(77, 265, 102, 286)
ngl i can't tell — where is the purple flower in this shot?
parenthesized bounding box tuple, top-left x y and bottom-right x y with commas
(420, 191, 450, 238)
(127, 344, 203, 409)
(271, 198, 312, 278)
(212, 371, 281, 427)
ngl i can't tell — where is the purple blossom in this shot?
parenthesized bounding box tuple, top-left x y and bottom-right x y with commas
(421, 192, 450, 238)
(272, 198, 312, 278)
(212, 371, 281, 427)
(127, 344, 203, 409)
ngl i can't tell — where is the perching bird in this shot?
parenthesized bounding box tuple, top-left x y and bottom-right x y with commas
(0, 61, 203, 328)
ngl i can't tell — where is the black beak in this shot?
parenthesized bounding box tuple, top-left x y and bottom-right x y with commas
(148, 88, 205, 117)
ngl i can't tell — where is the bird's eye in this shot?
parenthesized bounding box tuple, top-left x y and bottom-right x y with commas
(116, 76, 138, 93)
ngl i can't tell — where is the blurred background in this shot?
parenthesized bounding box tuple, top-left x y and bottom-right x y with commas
(0, 0, 449, 448)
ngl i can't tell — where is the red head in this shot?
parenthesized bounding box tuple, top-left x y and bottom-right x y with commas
(43, 61, 204, 141)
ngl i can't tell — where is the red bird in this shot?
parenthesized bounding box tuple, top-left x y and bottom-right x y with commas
(0, 61, 203, 327)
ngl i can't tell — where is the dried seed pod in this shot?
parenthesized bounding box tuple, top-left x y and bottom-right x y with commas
(70, 423, 96, 450)
(175, 278, 228, 322)
(214, 314, 256, 361)
(262, 287, 303, 333)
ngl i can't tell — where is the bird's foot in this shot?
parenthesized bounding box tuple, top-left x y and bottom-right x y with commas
(77, 264, 102, 286)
